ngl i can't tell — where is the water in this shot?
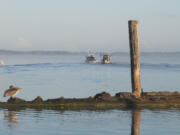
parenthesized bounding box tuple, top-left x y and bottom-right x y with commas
(0, 109, 180, 135)
(0, 51, 180, 134)
(0, 52, 179, 101)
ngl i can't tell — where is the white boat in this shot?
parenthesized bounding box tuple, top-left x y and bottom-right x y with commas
(101, 55, 112, 64)
(0, 60, 5, 66)
(86, 54, 98, 63)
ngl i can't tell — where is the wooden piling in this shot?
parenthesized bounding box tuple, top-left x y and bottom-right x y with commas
(128, 20, 141, 97)
(131, 110, 141, 135)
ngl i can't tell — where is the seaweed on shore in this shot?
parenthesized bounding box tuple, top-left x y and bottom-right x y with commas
(1, 91, 180, 110)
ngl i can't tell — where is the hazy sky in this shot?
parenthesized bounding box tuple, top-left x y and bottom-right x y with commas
(0, 0, 180, 52)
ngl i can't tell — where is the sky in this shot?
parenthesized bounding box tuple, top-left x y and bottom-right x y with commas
(0, 0, 180, 52)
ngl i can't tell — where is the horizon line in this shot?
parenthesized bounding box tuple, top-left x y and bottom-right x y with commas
(0, 49, 180, 54)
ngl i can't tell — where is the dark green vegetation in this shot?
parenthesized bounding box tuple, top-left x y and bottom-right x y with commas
(1, 91, 180, 110)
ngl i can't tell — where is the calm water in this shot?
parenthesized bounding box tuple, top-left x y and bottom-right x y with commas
(0, 52, 179, 101)
(0, 109, 180, 135)
(0, 52, 180, 134)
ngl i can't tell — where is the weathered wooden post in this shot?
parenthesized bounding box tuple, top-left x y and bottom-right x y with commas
(128, 20, 141, 97)
(131, 110, 141, 135)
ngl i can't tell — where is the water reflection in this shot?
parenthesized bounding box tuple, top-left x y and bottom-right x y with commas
(4, 110, 18, 130)
(3, 109, 141, 134)
(1, 108, 180, 135)
(131, 109, 141, 135)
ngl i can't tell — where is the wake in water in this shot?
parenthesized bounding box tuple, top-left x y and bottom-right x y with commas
(111, 62, 180, 70)
(1, 62, 180, 75)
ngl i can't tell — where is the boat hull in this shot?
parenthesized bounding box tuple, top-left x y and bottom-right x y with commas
(86, 60, 98, 64)
(101, 60, 112, 64)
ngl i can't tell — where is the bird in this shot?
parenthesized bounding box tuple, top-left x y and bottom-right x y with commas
(0, 60, 5, 66)
(3, 85, 23, 98)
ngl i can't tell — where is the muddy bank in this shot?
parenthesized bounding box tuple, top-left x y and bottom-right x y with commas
(1, 91, 180, 110)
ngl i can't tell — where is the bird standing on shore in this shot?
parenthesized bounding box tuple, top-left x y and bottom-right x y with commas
(3, 85, 23, 98)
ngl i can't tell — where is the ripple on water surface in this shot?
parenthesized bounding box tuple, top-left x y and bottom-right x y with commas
(0, 109, 180, 135)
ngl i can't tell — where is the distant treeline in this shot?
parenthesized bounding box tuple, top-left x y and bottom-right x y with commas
(0, 49, 180, 56)
(0, 50, 86, 55)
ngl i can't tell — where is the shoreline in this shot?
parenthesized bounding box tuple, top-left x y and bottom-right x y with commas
(1, 91, 180, 110)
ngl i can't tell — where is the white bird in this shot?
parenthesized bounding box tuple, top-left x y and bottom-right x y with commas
(3, 85, 23, 98)
(0, 60, 5, 66)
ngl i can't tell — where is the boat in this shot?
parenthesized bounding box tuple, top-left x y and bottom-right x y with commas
(86, 54, 98, 63)
(101, 55, 112, 64)
(0, 60, 5, 66)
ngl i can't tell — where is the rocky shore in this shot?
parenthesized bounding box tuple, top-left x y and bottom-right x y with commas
(1, 91, 180, 110)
